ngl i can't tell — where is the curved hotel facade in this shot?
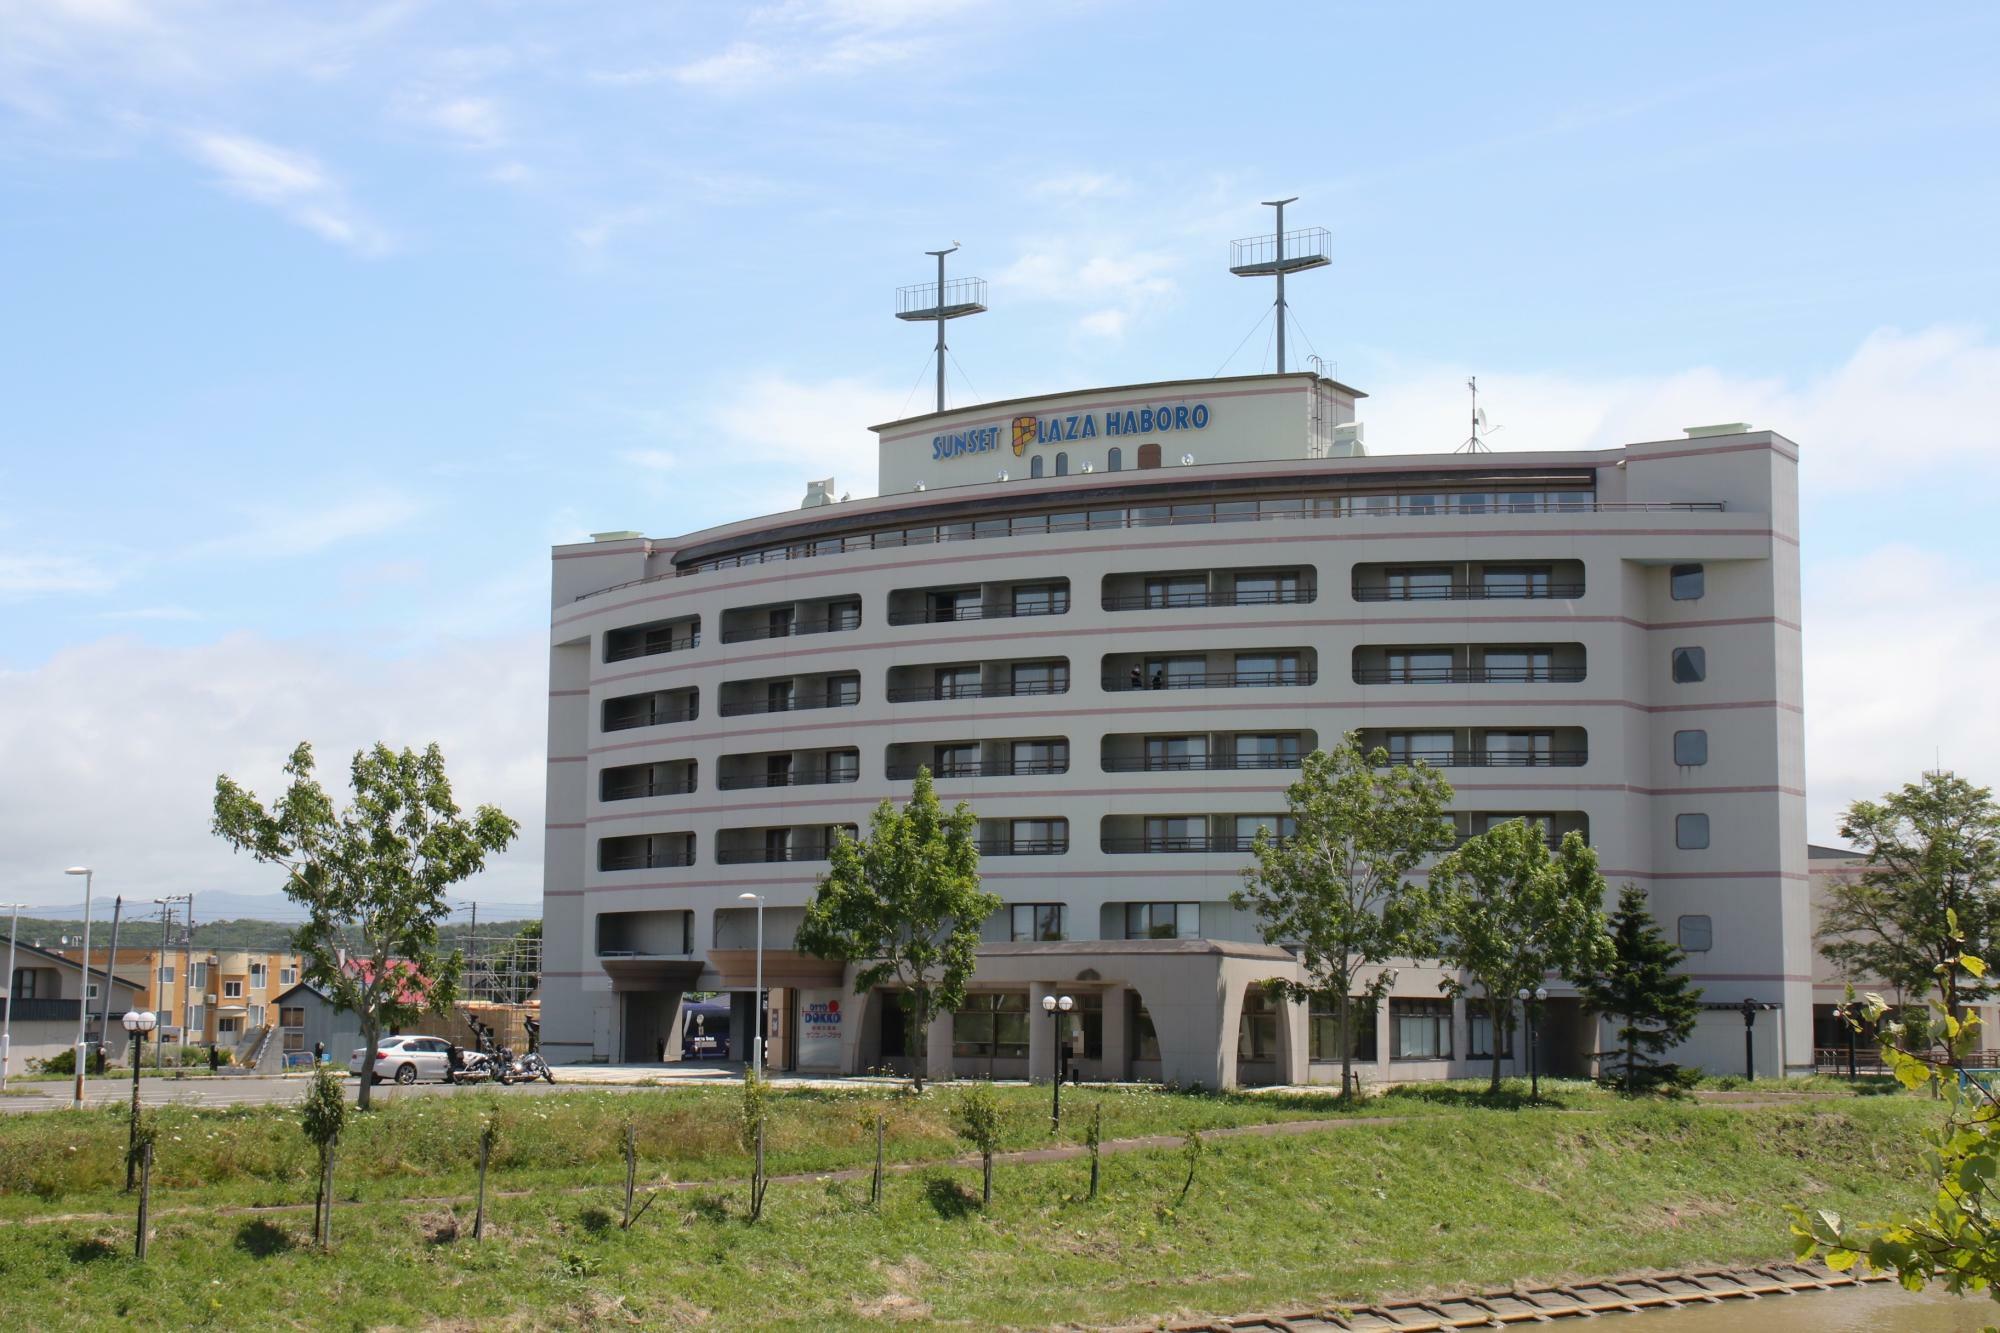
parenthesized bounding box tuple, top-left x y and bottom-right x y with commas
(541, 371, 1810, 1085)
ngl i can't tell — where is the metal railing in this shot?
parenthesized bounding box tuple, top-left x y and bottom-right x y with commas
(886, 760, 1069, 780)
(0, 997, 81, 1022)
(598, 850, 696, 872)
(604, 630, 699, 662)
(886, 601, 1069, 626)
(603, 705, 698, 731)
(1101, 835, 1271, 854)
(974, 838, 1070, 856)
(716, 769, 860, 791)
(717, 693, 858, 717)
(718, 618, 860, 644)
(601, 777, 697, 800)
(885, 680, 1069, 702)
(1376, 749, 1589, 768)
(576, 496, 1726, 596)
(715, 845, 837, 865)
(1104, 670, 1316, 691)
(1102, 588, 1316, 611)
(1101, 754, 1304, 773)
(1352, 666, 1587, 684)
(1353, 583, 1585, 602)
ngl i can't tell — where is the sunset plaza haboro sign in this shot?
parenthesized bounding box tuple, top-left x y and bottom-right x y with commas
(930, 400, 1213, 461)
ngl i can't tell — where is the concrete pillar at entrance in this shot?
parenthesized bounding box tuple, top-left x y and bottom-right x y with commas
(661, 993, 685, 1063)
(1100, 988, 1130, 1080)
(1275, 994, 1309, 1086)
(924, 1007, 953, 1083)
(730, 991, 757, 1068)
(1153, 980, 1234, 1090)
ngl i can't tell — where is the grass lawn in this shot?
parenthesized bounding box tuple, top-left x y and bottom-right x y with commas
(0, 1083, 1944, 1330)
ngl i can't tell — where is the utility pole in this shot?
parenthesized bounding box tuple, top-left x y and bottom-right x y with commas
(1, 901, 21, 1092)
(181, 893, 197, 1056)
(97, 896, 123, 1075)
(65, 866, 94, 1109)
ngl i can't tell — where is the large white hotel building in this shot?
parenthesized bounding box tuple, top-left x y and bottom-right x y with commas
(541, 369, 1811, 1085)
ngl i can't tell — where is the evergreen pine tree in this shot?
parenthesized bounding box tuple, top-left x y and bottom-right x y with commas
(1579, 885, 1705, 1092)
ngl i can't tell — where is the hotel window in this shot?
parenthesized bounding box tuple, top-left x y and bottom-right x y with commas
(1238, 988, 1280, 1062)
(1481, 648, 1553, 682)
(1484, 731, 1555, 766)
(1676, 813, 1711, 850)
(158, 964, 175, 986)
(1009, 903, 1066, 942)
(1143, 655, 1207, 689)
(1077, 992, 1104, 1059)
(1482, 565, 1551, 598)
(1309, 995, 1379, 1061)
(951, 992, 1029, 1058)
(1143, 817, 1204, 852)
(224, 980, 244, 1000)
(1107, 446, 1122, 471)
(1387, 566, 1452, 599)
(934, 665, 980, 699)
(1387, 731, 1455, 764)
(1030, 454, 1044, 478)
(1009, 739, 1067, 775)
(1129, 994, 1160, 1061)
(1234, 651, 1301, 685)
(1055, 452, 1068, 476)
(1146, 736, 1207, 771)
(1146, 575, 1206, 608)
(1234, 734, 1300, 769)
(1010, 660, 1067, 696)
(828, 675, 861, 706)
(1393, 999, 1453, 1059)
(932, 743, 979, 777)
(1672, 647, 1706, 683)
(1233, 814, 1296, 848)
(1012, 583, 1068, 617)
(929, 588, 979, 621)
(1679, 915, 1714, 952)
(1674, 729, 1708, 766)
(828, 599, 861, 630)
(1467, 998, 1513, 1059)
(1125, 901, 1200, 940)
(1386, 649, 1454, 683)
(1671, 564, 1705, 601)
(1010, 819, 1066, 854)
(826, 751, 860, 784)
(1234, 571, 1300, 604)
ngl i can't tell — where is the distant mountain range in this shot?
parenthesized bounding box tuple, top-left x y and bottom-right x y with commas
(8, 903, 540, 954)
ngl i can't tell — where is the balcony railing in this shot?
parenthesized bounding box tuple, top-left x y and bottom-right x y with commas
(886, 601, 1069, 626)
(579, 496, 1725, 596)
(0, 997, 82, 1022)
(1376, 750, 1589, 768)
(601, 777, 697, 801)
(1102, 754, 1304, 773)
(716, 769, 861, 791)
(974, 838, 1070, 856)
(1104, 670, 1317, 691)
(718, 618, 860, 644)
(1352, 667, 1587, 684)
(1102, 588, 1316, 611)
(1353, 583, 1585, 602)
(717, 693, 858, 717)
(604, 631, 700, 663)
(599, 850, 695, 872)
(716, 844, 837, 865)
(887, 759, 1069, 780)
(1101, 835, 1273, 854)
(885, 680, 1069, 703)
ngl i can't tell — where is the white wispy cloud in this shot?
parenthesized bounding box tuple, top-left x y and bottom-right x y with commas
(598, 0, 980, 92)
(183, 130, 390, 254)
(0, 553, 117, 599)
(188, 491, 425, 561)
(416, 94, 507, 147)
(619, 448, 678, 472)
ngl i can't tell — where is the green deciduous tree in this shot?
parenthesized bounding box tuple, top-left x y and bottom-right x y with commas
(212, 741, 520, 1110)
(301, 1066, 347, 1248)
(1579, 885, 1704, 1092)
(954, 1081, 1001, 1204)
(1230, 737, 1456, 1097)
(1423, 821, 1613, 1094)
(796, 768, 1000, 1092)
(1818, 771, 2000, 1008)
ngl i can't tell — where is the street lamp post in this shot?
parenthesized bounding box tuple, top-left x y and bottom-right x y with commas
(1516, 986, 1548, 1101)
(1739, 996, 1762, 1081)
(65, 867, 94, 1109)
(122, 1009, 156, 1190)
(1041, 994, 1074, 1131)
(737, 893, 765, 1081)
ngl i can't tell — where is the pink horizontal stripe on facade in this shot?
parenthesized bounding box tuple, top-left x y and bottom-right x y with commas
(548, 755, 587, 764)
(553, 524, 1781, 627)
(550, 688, 589, 697)
(546, 822, 585, 830)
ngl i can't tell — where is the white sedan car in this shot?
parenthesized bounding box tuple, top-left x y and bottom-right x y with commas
(349, 1035, 454, 1084)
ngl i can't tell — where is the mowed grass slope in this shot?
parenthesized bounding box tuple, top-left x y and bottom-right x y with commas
(0, 1094, 1940, 1331)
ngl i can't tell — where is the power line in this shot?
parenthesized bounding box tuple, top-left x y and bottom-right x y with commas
(1209, 305, 1274, 379)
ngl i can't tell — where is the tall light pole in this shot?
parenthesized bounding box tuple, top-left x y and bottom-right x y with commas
(66, 867, 94, 1108)
(121, 1009, 156, 1190)
(1041, 994, 1074, 1132)
(1516, 986, 1548, 1101)
(1, 900, 22, 1092)
(738, 893, 765, 1081)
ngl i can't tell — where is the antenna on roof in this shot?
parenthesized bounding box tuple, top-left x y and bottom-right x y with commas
(1457, 376, 1500, 453)
(1230, 198, 1330, 374)
(895, 244, 987, 414)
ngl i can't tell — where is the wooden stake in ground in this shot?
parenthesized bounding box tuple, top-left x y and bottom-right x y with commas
(473, 1119, 496, 1241)
(319, 1140, 337, 1248)
(751, 1121, 768, 1221)
(871, 1114, 885, 1207)
(1085, 1102, 1102, 1200)
(134, 1140, 153, 1260)
(622, 1120, 637, 1229)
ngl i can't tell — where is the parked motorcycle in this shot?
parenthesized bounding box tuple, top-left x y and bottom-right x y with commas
(447, 1042, 498, 1085)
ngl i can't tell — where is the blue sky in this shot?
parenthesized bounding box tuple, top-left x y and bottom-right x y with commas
(2, 1, 1997, 911)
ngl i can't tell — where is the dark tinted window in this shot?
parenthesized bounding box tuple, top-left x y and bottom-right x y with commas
(1678, 915, 1713, 951)
(1671, 647, 1706, 683)
(1671, 564, 1704, 600)
(1676, 813, 1710, 849)
(1673, 730, 1708, 766)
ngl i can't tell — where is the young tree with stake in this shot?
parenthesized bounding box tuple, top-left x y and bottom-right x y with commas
(1230, 737, 1456, 1097)
(212, 741, 519, 1111)
(796, 768, 999, 1092)
(1423, 820, 1613, 1095)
